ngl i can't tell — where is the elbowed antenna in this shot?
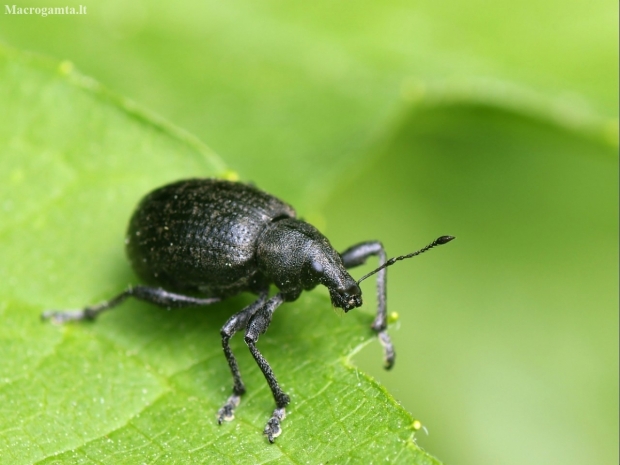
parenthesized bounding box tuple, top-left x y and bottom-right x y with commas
(356, 236, 456, 284)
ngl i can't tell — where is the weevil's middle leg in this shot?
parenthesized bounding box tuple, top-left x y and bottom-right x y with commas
(244, 293, 289, 443)
(340, 241, 395, 369)
(217, 290, 269, 423)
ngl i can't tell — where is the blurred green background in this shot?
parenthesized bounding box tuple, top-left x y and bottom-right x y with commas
(1, 1, 617, 464)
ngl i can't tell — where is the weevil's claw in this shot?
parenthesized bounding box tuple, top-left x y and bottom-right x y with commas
(217, 394, 241, 424)
(41, 309, 93, 324)
(264, 407, 286, 443)
(378, 330, 396, 370)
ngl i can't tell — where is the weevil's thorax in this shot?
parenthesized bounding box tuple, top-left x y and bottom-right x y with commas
(256, 218, 362, 310)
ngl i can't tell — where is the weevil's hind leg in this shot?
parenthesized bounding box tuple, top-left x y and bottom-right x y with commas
(340, 241, 395, 369)
(217, 290, 269, 424)
(244, 293, 289, 443)
(41, 285, 222, 324)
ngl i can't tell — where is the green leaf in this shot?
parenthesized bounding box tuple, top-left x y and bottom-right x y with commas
(0, 46, 440, 464)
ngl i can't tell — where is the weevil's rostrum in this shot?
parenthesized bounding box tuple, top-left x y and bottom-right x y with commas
(43, 178, 454, 442)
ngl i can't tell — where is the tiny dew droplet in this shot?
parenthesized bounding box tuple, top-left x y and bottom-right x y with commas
(58, 60, 74, 75)
(388, 311, 399, 324)
(221, 170, 239, 181)
(412, 419, 422, 431)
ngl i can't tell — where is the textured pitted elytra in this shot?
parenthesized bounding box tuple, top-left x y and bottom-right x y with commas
(126, 179, 296, 296)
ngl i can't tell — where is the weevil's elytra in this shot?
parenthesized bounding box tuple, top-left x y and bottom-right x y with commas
(42, 178, 454, 443)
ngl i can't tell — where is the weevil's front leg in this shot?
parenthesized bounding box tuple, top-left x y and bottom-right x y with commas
(217, 290, 269, 423)
(244, 293, 289, 443)
(42, 286, 221, 323)
(340, 241, 395, 369)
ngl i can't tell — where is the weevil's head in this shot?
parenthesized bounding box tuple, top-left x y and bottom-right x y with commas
(257, 218, 362, 311)
(304, 240, 362, 312)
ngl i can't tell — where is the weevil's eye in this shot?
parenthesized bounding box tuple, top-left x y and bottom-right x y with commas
(303, 259, 325, 288)
(310, 260, 324, 276)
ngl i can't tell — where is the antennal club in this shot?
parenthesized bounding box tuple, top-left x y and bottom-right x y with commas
(356, 235, 455, 284)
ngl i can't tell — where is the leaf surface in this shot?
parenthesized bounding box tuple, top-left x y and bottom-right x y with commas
(0, 45, 439, 465)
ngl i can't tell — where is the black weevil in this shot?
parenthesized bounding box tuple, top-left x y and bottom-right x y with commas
(43, 178, 454, 442)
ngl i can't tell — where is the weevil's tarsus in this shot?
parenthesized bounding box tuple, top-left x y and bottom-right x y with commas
(217, 394, 241, 423)
(41, 292, 129, 323)
(264, 407, 286, 443)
